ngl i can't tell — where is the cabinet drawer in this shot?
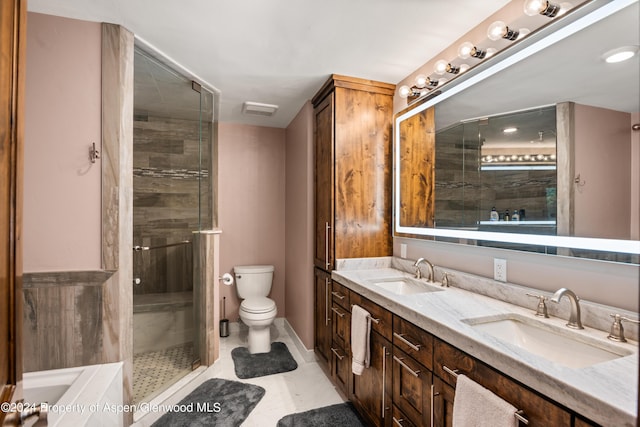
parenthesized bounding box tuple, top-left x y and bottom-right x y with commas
(331, 280, 350, 309)
(331, 303, 350, 350)
(433, 338, 571, 426)
(392, 405, 417, 427)
(350, 292, 392, 341)
(392, 347, 433, 427)
(330, 343, 350, 396)
(393, 316, 433, 370)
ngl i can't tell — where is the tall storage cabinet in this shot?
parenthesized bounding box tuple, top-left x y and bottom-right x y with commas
(313, 75, 395, 377)
(313, 75, 395, 271)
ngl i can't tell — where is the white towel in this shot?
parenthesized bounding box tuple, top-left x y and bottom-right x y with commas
(351, 304, 371, 375)
(452, 374, 518, 427)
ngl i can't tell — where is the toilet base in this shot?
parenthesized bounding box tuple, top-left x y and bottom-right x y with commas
(247, 325, 272, 354)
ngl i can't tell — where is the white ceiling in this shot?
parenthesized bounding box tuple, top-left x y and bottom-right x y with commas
(27, 0, 512, 128)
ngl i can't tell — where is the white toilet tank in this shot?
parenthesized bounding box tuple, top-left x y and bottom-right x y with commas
(234, 265, 274, 299)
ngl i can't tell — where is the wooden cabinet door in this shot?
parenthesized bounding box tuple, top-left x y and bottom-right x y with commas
(314, 268, 332, 370)
(397, 106, 436, 228)
(1, 0, 26, 424)
(351, 331, 392, 427)
(433, 376, 455, 427)
(330, 301, 350, 396)
(333, 86, 393, 260)
(434, 338, 571, 426)
(392, 347, 433, 427)
(314, 94, 334, 270)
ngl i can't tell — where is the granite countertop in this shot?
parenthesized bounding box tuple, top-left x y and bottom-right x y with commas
(332, 258, 639, 427)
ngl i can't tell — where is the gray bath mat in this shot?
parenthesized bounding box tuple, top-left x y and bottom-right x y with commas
(277, 402, 366, 426)
(231, 341, 298, 379)
(151, 378, 264, 427)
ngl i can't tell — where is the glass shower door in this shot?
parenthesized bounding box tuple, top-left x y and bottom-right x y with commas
(132, 47, 211, 403)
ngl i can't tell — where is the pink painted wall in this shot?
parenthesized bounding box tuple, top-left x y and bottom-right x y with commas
(284, 102, 315, 349)
(574, 104, 631, 239)
(24, 13, 102, 272)
(218, 123, 286, 322)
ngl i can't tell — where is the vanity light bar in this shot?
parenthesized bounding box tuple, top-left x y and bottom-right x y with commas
(397, 0, 579, 101)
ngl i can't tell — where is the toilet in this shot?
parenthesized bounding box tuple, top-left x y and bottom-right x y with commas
(234, 265, 277, 354)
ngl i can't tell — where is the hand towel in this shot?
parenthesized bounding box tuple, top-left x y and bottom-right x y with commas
(350, 304, 371, 375)
(452, 374, 518, 427)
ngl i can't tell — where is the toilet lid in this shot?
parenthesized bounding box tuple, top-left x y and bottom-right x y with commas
(241, 297, 276, 314)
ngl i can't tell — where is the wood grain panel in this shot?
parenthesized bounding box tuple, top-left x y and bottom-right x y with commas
(434, 338, 571, 426)
(392, 347, 433, 427)
(0, 0, 26, 410)
(313, 95, 334, 270)
(334, 87, 393, 260)
(398, 107, 435, 227)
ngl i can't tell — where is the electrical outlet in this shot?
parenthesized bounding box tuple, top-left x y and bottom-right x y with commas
(494, 258, 507, 282)
(400, 243, 407, 259)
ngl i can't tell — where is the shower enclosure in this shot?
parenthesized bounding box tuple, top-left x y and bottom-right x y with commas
(132, 46, 215, 403)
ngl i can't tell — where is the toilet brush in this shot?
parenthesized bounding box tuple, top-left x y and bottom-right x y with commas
(220, 296, 230, 337)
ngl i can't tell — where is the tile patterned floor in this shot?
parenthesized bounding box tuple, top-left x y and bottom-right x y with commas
(133, 342, 194, 403)
(132, 320, 345, 426)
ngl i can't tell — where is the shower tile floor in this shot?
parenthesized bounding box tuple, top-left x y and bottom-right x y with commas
(132, 319, 345, 426)
(133, 342, 194, 403)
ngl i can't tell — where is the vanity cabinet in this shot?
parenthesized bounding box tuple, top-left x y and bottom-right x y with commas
(350, 292, 393, 427)
(433, 338, 572, 426)
(312, 75, 395, 271)
(320, 285, 604, 427)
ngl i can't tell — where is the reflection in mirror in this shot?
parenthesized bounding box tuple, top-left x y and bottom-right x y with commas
(435, 106, 557, 232)
(394, 0, 640, 263)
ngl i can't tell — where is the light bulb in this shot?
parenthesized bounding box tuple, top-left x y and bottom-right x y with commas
(517, 28, 531, 40)
(398, 85, 412, 99)
(459, 64, 470, 73)
(434, 59, 449, 75)
(438, 78, 449, 86)
(485, 48, 497, 58)
(498, 155, 506, 161)
(487, 21, 507, 41)
(524, 0, 547, 16)
(487, 21, 518, 41)
(550, 154, 557, 160)
(458, 42, 474, 59)
(414, 74, 428, 88)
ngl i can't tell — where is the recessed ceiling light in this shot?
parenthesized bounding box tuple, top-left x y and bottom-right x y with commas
(603, 46, 639, 63)
(503, 127, 518, 133)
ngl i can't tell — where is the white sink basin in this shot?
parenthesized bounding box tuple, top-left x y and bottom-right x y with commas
(370, 277, 443, 295)
(464, 314, 633, 369)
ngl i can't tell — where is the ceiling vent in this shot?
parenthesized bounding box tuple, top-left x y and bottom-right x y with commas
(242, 101, 279, 117)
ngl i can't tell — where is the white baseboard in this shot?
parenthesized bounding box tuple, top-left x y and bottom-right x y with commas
(283, 318, 316, 363)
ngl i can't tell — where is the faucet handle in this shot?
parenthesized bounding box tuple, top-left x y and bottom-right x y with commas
(441, 272, 453, 287)
(526, 293, 549, 318)
(608, 314, 640, 342)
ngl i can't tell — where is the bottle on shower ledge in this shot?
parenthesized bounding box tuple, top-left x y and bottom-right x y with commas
(512, 209, 519, 221)
(504, 209, 510, 221)
(490, 207, 499, 221)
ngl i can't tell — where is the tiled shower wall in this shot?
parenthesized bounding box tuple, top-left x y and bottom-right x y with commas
(133, 114, 212, 295)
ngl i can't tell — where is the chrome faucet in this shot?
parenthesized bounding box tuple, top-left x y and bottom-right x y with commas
(413, 257, 435, 282)
(550, 288, 583, 329)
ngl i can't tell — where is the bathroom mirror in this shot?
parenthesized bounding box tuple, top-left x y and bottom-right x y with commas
(394, 0, 640, 263)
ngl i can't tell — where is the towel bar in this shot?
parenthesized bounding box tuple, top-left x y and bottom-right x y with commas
(441, 365, 530, 425)
(350, 304, 380, 324)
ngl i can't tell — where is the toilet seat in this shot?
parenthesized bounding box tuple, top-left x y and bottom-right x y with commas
(240, 297, 276, 314)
